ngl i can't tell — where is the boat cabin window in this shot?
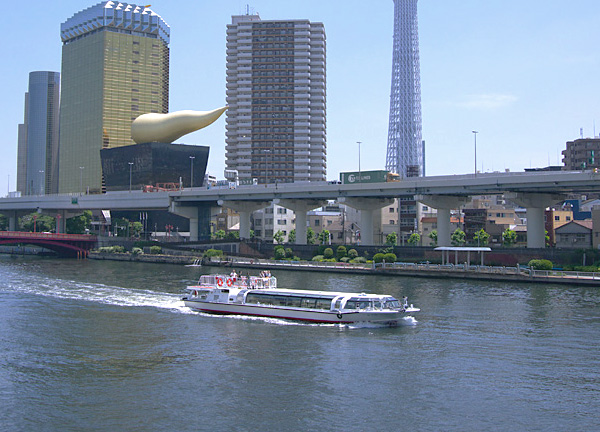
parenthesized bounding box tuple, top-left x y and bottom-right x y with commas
(245, 293, 333, 310)
(384, 299, 400, 309)
(300, 298, 316, 309)
(314, 298, 332, 310)
(344, 298, 373, 310)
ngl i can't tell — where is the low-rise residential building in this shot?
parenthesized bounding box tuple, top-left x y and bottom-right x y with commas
(252, 203, 295, 243)
(421, 214, 463, 246)
(545, 208, 573, 246)
(555, 220, 593, 249)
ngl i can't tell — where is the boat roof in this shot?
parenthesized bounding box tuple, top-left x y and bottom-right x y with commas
(224, 286, 394, 299)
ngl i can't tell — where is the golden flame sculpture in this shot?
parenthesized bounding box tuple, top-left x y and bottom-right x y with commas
(131, 106, 228, 144)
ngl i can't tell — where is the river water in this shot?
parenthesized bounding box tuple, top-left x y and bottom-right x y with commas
(1, 256, 599, 432)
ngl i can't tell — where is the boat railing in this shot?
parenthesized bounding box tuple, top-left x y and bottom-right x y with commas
(198, 274, 277, 289)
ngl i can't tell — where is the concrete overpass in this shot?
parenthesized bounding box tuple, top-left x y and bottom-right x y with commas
(1, 170, 599, 248)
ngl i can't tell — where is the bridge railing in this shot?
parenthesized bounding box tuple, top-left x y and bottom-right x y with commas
(0, 231, 96, 241)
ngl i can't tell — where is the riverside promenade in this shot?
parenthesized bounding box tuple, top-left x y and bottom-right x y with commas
(85, 251, 600, 287)
(206, 256, 600, 287)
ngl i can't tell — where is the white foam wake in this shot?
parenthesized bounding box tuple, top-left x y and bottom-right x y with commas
(7, 276, 188, 314)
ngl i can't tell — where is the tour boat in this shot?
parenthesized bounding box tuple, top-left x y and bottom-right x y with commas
(182, 273, 420, 325)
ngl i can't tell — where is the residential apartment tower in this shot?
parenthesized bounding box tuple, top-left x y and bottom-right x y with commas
(225, 13, 326, 184)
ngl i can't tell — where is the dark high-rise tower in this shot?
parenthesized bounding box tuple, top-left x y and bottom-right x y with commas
(16, 71, 61, 195)
(385, 0, 423, 178)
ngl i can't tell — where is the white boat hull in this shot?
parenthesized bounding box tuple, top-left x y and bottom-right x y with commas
(183, 299, 408, 325)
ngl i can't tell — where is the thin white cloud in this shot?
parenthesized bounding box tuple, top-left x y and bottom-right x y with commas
(456, 94, 518, 110)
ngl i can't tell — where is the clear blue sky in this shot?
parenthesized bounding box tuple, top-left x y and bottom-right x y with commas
(2, 0, 599, 196)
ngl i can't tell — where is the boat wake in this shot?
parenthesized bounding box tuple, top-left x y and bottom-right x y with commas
(6, 276, 188, 314)
(343, 316, 419, 329)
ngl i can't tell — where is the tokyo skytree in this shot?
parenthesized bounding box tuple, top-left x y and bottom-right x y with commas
(385, 0, 423, 178)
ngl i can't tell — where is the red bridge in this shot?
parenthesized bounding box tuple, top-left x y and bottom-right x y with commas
(0, 231, 97, 258)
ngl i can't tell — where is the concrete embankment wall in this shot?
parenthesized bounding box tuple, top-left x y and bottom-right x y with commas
(88, 251, 198, 265)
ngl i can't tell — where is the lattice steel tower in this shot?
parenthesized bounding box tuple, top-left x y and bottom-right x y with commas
(386, 0, 423, 178)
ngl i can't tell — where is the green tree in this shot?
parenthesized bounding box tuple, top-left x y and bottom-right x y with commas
(226, 231, 240, 241)
(0, 214, 8, 231)
(149, 245, 162, 255)
(323, 247, 334, 259)
(336, 245, 347, 260)
(528, 259, 553, 270)
(347, 248, 359, 259)
(66, 210, 92, 234)
(288, 229, 296, 244)
(407, 233, 421, 246)
(451, 228, 466, 246)
(214, 229, 226, 240)
(373, 253, 385, 263)
(113, 217, 129, 237)
(130, 221, 143, 238)
(204, 249, 223, 258)
(318, 229, 331, 245)
(383, 252, 397, 263)
(20, 213, 55, 233)
(428, 230, 438, 246)
(306, 227, 316, 245)
(502, 228, 517, 247)
(385, 232, 398, 246)
(273, 246, 286, 260)
(473, 229, 490, 246)
(273, 230, 285, 244)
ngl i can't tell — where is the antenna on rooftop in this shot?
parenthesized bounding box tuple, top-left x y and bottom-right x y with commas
(580, 127, 584, 139)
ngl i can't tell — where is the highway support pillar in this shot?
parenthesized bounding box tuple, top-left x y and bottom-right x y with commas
(7, 211, 17, 231)
(505, 193, 565, 249)
(169, 203, 200, 242)
(339, 197, 395, 245)
(416, 195, 469, 247)
(218, 200, 271, 240)
(274, 199, 327, 245)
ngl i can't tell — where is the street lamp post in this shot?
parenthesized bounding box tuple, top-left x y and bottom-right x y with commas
(472, 131, 478, 176)
(79, 167, 84, 196)
(128, 162, 134, 192)
(189, 156, 195, 188)
(357, 141, 362, 183)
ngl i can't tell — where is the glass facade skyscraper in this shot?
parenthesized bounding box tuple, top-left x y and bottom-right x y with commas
(58, 2, 170, 193)
(16, 71, 60, 195)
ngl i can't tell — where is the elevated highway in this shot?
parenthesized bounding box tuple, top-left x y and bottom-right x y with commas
(1, 170, 599, 248)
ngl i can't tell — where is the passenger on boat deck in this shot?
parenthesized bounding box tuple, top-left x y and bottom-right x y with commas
(230, 270, 238, 279)
(402, 296, 408, 308)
